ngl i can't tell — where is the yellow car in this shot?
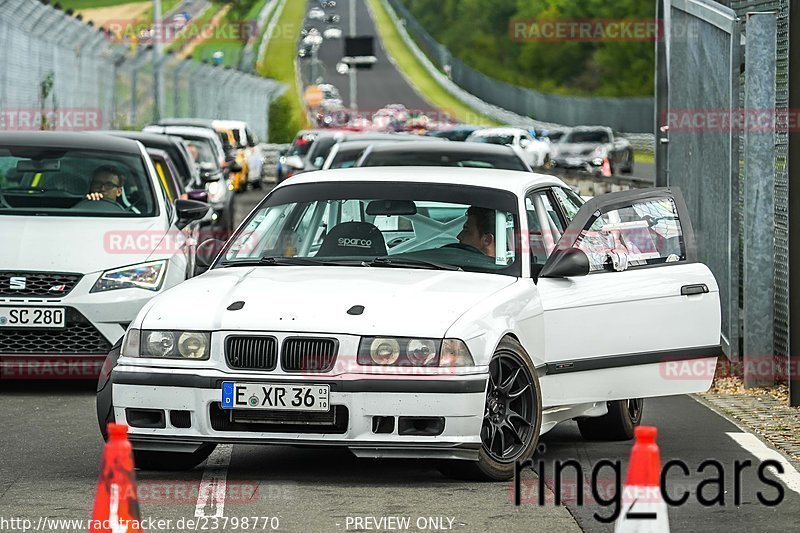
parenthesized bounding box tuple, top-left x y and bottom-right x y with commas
(215, 126, 249, 193)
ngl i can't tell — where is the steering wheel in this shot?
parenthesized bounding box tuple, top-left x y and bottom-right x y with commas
(442, 242, 485, 255)
(73, 197, 128, 212)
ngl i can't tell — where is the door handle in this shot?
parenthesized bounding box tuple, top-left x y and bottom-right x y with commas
(681, 284, 708, 296)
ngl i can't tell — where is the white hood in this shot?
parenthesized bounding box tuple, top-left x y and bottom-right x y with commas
(141, 266, 517, 337)
(1, 215, 166, 273)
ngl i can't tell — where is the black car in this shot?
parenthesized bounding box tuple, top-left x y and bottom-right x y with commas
(425, 125, 482, 142)
(100, 130, 203, 194)
(357, 140, 532, 172)
(301, 132, 446, 172)
(322, 140, 394, 169)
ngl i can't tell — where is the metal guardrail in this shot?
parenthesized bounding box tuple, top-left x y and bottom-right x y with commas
(379, 0, 656, 152)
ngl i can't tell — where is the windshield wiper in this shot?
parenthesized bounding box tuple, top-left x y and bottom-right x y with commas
(219, 257, 366, 267)
(367, 257, 462, 271)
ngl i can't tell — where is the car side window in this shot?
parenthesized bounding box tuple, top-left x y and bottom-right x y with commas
(575, 198, 686, 272)
(552, 187, 583, 223)
(526, 190, 564, 266)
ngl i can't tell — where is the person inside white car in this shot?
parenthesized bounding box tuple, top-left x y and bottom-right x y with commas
(456, 206, 496, 257)
(85, 165, 124, 203)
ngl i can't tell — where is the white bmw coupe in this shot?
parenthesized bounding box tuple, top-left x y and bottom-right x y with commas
(97, 167, 721, 480)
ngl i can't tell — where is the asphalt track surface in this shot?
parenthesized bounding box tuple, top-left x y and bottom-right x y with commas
(2, 187, 800, 533)
(299, 0, 431, 113)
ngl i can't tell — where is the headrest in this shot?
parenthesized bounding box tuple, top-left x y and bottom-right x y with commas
(316, 221, 387, 257)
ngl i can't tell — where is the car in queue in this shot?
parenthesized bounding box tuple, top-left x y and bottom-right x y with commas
(100, 130, 204, 195)
(213, 120, 265, 190)
(97, 166, 721, 480)
(143, 125, 235, 232)
(551, 126, 634, 176)
(0, 132, 209, 378)
(466, 127, 551, 169)
(283, 131, 446, 178)
(425, 124, 482, 142)
(357, 141, 532, 172)
(321, 140, 380, 170)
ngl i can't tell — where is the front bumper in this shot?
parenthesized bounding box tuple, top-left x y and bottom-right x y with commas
(112, 366, 488, 460)
(0, 269, 181, 378)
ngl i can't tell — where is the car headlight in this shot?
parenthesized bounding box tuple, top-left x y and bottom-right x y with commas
(207, 180, 224, 202)
(357, 337, 474, 367)
(122, 329, 211, 359)
(90, 260, 167, 293)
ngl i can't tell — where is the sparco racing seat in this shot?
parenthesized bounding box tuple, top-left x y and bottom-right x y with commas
(316, 221, 387, 257)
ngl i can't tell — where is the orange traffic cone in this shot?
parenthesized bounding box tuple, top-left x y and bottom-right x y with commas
(89, 423, 143, 532)
(601, 156, 612, 177)
(614, 426, 669, 533)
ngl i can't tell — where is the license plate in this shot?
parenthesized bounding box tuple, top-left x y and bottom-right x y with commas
(221, 382, 330, 411)
(0, 306, 65, 328)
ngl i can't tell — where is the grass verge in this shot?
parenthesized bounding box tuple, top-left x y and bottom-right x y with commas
(257, 0, 311, 140)
(365, 0, 499, 127)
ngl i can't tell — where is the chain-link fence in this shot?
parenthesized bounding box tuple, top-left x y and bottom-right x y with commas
(0, 0, 284, 139)
(657, 0, 791, 386)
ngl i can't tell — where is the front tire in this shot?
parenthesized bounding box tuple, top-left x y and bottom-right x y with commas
(438, 337, 542, 481)
(134, 445, 216, 471)
(577, 398, 644, 441)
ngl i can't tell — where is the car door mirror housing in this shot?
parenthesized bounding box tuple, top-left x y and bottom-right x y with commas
(284, 155, 304, 169)
(187, 189, 209, 203)
(195, 238, 225, 271)
(539, 248, 590, 278)
(175, 198, 210, 229)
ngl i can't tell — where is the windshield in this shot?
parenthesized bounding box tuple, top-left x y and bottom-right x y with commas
(183, 138, 219, 168)
(0, 147, 157, 217)
(362, 151, 528, 171)
(470, 134, 515, 146)
(330, 149, 364, 169)
(219, 181, 521, 276)
(562, 130, 610, 144)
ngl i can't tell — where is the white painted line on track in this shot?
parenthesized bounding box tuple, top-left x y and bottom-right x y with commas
(195, 444, 233, 517)
(727, 432, 800, 496)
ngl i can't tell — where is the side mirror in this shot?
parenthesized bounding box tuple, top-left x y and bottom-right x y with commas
(284, 155, 304, 169)
(175, 198, 210, 229)
(187, 189, 209, 203)
(539, 248, 589, 278)
(519, 138, 531, 148)
(195, 238, 225, 271)
(199, 162, 220, 182)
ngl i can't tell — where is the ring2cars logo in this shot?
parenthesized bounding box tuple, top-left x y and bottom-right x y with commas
(513, 454, 785, 523)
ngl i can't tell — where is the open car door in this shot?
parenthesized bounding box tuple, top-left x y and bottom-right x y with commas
(535, 187, 721, 407)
